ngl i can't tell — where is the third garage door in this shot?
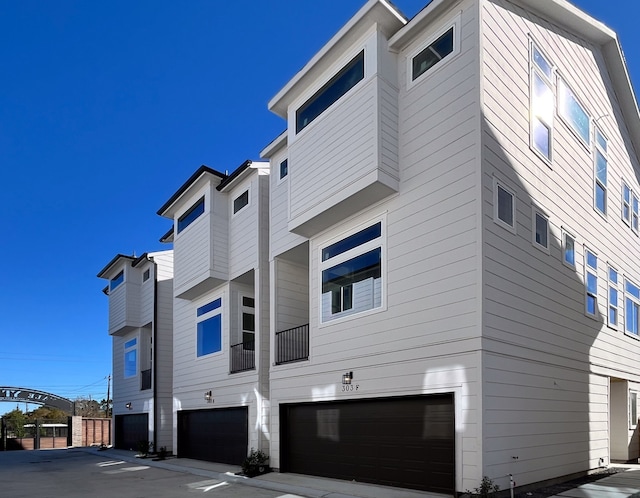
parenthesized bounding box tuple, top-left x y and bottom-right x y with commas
(280, 394, 454, 494)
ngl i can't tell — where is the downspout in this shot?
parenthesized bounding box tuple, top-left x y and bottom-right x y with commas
(152, 258, 159, 453)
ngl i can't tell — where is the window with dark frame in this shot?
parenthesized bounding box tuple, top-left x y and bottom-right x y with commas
(279, 159, 288, 180)
(412, 27, 454, 81)
(177, 197, 205, 234)
(233, 190, 249, 214)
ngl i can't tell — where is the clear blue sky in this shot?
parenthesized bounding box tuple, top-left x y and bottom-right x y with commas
(0, 0, 637, 414)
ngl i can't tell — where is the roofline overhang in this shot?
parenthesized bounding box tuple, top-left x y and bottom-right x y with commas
(157, 165, 226, 218)
(160, 226, 174, 243)
(97, 254, 135, 279)
(260, 130, 287, 159)
(268, 0, 407, 118)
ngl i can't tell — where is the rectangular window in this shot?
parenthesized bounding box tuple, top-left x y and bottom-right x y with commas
(634, 194, 639, 234)
(533, 209, 549, 251)
(177, 197, 205, 234)
(412, 27, 454, 81)
(530, 42, 554, 161)
(143, 269, 150, 282)
(585, 249, 598, 317)
(321, 221, 383, 322)
(631, 391, 638, 428)
(296, 50, 364, 133)
(197, 298, 223, 357)
(110, 271, 124, 291)
(233, 190, 249, 214)
(279, 159, 288, 180)
(494, 180, 515, 230)
(608, 266, 619, 328)
(626, 279, 640, 335)
(124, 338, 137, 378)
(558, 77, 591, 146)
(623, 182, 632, 225)
(594, 128, 607, 216)
(563, 230, 576, 268)
(241, 295, 255, 350)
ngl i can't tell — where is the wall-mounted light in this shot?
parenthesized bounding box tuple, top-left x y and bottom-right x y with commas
(125, 402, 132, 410)
(342, 372, 353, 385)
(204, 390, 213, 403)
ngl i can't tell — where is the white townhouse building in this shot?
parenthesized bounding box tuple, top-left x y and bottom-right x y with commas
(97, 250, 174, 452)
(156, 161, 270, 465)
(261, 0, 640, 494)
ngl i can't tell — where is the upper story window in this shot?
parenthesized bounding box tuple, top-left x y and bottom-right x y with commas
(241, 295, 255, 350)
(626, 279, 640, 336)
(622, 182, 639, 234)
(594, 128, 608, 216)
(233, 190, 249, 214)
(609, 266, 619, 329)
(143, 269, 150, 282)
(124, 338, 137, 378)
(494, 179, 515, 232)
(585, 249, 598, 317)
(321, 221, 383, 323)
(110, 271, 124, 291)
(177, 197, 205, 234)
(562, 230, 576, 268)
(412, 27, 454, 81)
(197, 298, 222, 357)
(279, 159, 288, 180)
(529, 41, 554, 162)
(558, 77, 591, 146)
(296, 50, 364, 133)
(533, 208, 549, 252)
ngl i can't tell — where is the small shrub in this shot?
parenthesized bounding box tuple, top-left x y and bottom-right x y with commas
(137, 440, 153, 457)
(241, 448, 269, 477)
(466, 476, 500, 498)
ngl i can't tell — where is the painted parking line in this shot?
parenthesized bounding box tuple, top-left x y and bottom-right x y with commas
(103, 465, 150, 474)
(97, 460, 126, 467)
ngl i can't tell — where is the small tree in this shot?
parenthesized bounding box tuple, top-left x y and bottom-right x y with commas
(4, 408, 27, 438)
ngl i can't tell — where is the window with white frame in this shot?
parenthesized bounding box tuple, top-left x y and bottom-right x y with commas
(411, 21, 458, 83)
(631, 391, 638, 428)
(196, 298, 222, 357)
(533, 208, 549, 251)
(594, 128, 607, 216)
(530, 41, 554, 161)
(585, 249, 598, 317)
(626, 279, 640, 335)
(623, 182, 632, 226)
(608, 266, 619, 329)
(279, 159, 288, 180)
(124, 338, 137, 378)
(494, 180, 515, 231)
(320, 221, 383, 323)
(558, 77, 591, 146)
(634, 194, 640, 234)
(562, 230, 576, 268)
(233, 190, 249, 215)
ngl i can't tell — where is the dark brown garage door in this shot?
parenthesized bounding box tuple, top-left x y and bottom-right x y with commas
(177, 407, 248, 464)
(114, 413, 149, 451)
(280, 394, 454, 494)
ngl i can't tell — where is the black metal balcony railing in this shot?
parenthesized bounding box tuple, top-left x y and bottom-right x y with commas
(230, 340, 255, 373)
(141, 369, 152, 390)
(275, 324, 309, 365)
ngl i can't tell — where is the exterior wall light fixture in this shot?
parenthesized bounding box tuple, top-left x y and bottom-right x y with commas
(204, 390, 213, 403)
(125, 402, 132, 410)
(342, 372, 353, 385)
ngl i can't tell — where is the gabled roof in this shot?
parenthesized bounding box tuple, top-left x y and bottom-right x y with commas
(157, 165, 226, 218)
(97, 254, 135, 279)
(216, 159, 270, 192)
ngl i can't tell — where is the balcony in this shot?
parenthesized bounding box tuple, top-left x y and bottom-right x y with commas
(275, 324, 309, 365)
(230, 338, 255, 373)
(141, 369, 152, 390)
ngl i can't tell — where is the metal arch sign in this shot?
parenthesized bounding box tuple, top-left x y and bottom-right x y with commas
(0, 387, 74, 413)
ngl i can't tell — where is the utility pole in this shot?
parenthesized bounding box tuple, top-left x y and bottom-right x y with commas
(106, 375, 111, 418)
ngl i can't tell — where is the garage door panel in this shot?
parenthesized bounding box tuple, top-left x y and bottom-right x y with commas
(177, 407, 247, 465)
(281, 394, 454, 494)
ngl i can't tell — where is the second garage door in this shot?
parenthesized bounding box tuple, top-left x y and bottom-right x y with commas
(280, 393, 454, 494)
(177, 406, 248, 464)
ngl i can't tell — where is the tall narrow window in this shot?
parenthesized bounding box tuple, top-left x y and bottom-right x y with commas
(321, 221, 383, 322)
(533, 209, 549, 251)
(196, 298, 223, 357)
(608, 266, 619, 328)
(626, 279, 640, 335)
(530, 42, 554, 161)
(562, 230, 576, 268)
(585, 249, 598, 317)
(494, 180, 515, 230)
(241, 296, 255, 350)
(233, 190, 249, 214)
(124, 338, 137, 378)
(631, 391, 638, 428)
(633, 194, 639, 234)
(623, 182, 632, 226)
(594, 128, 607, 216)
(279, 159, 288, 180)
